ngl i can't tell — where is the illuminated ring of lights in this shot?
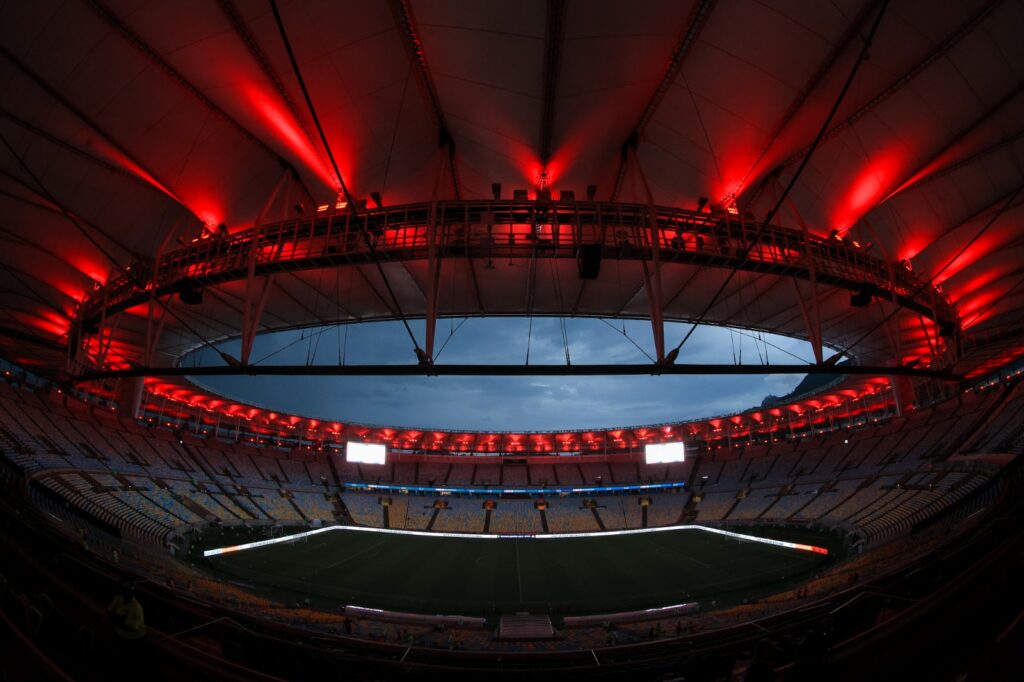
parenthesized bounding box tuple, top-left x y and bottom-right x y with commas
(73, 199, 957, 342)
(68, 199, 959, 447)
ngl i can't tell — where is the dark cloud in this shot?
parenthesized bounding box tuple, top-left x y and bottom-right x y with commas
(191, 319, 817, 430)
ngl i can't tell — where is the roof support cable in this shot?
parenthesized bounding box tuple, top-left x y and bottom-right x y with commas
(596, 318, 655, 363)
(561, 315, 571, 366)
(268, 0, 422, 358)
(670, 0, 890, 359)
(381, 63, 413, 199)
(683, 71, 724, 189)
(340, 321, 349, 366)
(525, 315, 534, 366)
(335, 268, 344, 366)
(433, 265, 467, 361)
(737, 328, 810, 365)
(217, 0, 337, 195)
(267, 1, 348, 201)
(251, 327, 328, 367)
(76, 363, 955, 382)
(434, 317, 469, 361)
(304, 267, 329, 366)
(548, 258, 571, 366)
(727, 0, 884, 208)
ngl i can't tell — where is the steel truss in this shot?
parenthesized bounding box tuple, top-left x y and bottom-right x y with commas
(74, 199, 958, 354)
(75, 362, 953, 382)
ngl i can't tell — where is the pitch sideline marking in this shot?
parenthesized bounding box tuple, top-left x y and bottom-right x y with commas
(203, 524, 829, 558)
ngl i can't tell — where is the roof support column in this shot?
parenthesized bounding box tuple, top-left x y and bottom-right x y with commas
(95, 311, 124, 369)
(240, 278, 274, 366)
(645, 212, 666, 363)
(69, 277, 115, 375)
(424, 149, 451, 363)
(874, 297, 903, 362)
(115, 375, 145, 420)
(789, 278, 824, 364)
(240, 170, 294, 365)
(890, 374, 916, 416)
(632, 149, 666, 362)
(143, 299, 171, 366)
(916, 314, 939, 359)
(771, 177, 824, 364)
(424, 200, 441, 361)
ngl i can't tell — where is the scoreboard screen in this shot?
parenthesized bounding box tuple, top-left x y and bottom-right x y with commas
(645, 442, 685, 464)
(346, 442, 386, 465)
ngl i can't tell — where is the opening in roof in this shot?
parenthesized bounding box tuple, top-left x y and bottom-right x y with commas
(183, 317, 840, 432)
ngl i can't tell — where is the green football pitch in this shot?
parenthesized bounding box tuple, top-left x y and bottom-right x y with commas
(197, 525, 841, 616)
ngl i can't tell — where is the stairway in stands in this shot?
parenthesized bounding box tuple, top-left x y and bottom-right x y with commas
(787, 481, 834, 520)
(329, 494, 352, 524)
(721, 493, 743, 520)
(287, 495, 310, 523)
(425, 507, 440, 531)
(591, 506, 607, 530)
(325, 454, 344, 488)
(179, 442, 220, 485)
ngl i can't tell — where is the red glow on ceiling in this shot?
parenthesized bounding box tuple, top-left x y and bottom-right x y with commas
(959, 291, 1003, 329)
(898, 238, 929, 263)
(45, 277, 87, 304)
(831, 148, 905, 231)
(85, 134, 183, 205)
(243, 84, 339, 192)
(64, 254, 109, 286)
(947, 269, 1005, 304)
(39, 309, 69, 331)
(9, 311, 68, 337)
(934, 235, 997, 285)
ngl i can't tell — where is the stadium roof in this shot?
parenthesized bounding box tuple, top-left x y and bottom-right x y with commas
(1, 0, 1022, 439)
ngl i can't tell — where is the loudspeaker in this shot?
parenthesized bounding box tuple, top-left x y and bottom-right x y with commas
(175, 280, 204, 306)
(578, 243, 602, 279)
(850, 282, 876, 307)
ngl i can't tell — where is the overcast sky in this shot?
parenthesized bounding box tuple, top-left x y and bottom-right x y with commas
(189, 319, 817, 431)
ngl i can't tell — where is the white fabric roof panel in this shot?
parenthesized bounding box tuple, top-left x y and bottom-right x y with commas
(0, 0, 1020, 404)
